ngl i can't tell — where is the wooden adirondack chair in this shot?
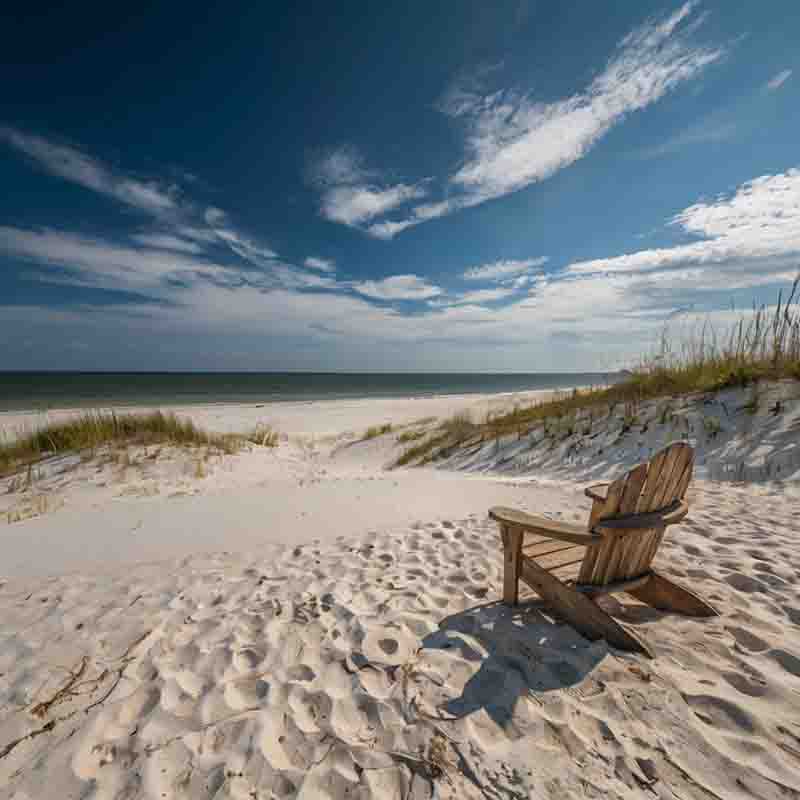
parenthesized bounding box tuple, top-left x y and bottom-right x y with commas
(489, 442, 717, 658)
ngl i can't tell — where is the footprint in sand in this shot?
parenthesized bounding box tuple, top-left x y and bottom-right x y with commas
(724, 572, 767, 593)
(726, 626, 770, 652)
(721, 669, 769, 698)
(685, 693, 758, 734)
(767, 648, 800, 678)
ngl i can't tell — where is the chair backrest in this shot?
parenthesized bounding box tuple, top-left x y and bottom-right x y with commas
(577, 442, 694, 587)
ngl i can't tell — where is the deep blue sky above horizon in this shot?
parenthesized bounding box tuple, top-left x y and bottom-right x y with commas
(2, 1, 799, 371)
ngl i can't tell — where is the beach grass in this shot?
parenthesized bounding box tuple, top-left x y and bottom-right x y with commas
(396, 278, 800, 466)
(0, 410, 249, 478)
(244, 424, 280, 447)
(361, 423, 392, 440)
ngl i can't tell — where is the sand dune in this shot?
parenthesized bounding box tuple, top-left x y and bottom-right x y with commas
(1, 389, 800, 798)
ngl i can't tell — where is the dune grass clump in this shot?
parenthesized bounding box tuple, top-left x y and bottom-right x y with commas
(361, 423, 392, 441)
(393, 278, 800, 466)
(244, 424, 280, 447)
(395, 411, 479, 466)
(0, 411, 244, 478)
(396, 428, 426, 444)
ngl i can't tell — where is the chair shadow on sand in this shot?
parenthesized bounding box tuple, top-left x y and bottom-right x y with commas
(419, 599, 620, 726)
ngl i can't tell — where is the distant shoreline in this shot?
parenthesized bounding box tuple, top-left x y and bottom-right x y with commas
(0, 371, 619, 413)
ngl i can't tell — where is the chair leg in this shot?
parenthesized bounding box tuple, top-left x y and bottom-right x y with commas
(519, 557, 654, 658)
(501, 525, 523, 605)
(629, 571, 718, 617)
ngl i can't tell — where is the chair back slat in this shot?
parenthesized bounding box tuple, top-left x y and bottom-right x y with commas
(577, 442, 694, 586)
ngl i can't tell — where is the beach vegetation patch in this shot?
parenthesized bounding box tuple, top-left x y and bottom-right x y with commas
(0, 411, 247, 478)
(393, 278, 800, 466)
(361, 423, 393, 440)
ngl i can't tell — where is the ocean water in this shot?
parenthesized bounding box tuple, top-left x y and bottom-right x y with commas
(0, 372, 620, 412)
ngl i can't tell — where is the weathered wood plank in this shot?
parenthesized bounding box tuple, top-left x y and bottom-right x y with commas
(519, 559, 653, 657)
(575, 573, 651, 596)
(523, 540, 580, 559)
(580, 472, 627, 583)
(584, 483, 610, 502)
(674, 454, 695, 500)
(502, 524, 523, 606)
(619, 463, 649, 514)
(637, 446, 670, 512)
(651, 444, 690, 509)
(533, 545, 586, 572)
(592, 500, 689, 531)
(489, 507, 602, 546)
(629, 571, 718, 617)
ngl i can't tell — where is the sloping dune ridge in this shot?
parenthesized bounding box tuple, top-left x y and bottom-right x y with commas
(1, 387, 799, 799)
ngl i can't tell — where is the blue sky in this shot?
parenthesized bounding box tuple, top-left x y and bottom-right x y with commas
(2, 1, 798, 371)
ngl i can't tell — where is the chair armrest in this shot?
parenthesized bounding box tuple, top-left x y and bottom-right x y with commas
(592, 500, 689, 531)
(489, 506, 602, 546)
(584, 483, 610, 502)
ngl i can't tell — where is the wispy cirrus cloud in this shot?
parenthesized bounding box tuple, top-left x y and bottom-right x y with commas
(450, 3, 723, 201)
(444, 286, 518, 306)
(203, 207, 279, 268)
(325, 2, 725, 239)
(351, 274, 442, 301)
(0, 226, 233, 290)
(129, 232, 206, 253)
(310, 146, 427, 231)
(304, 256, 336, 273)
(765, 69, 792, 92)
(566, 168, 800, 279)
(0, 126, 179, 215)
(462, 257, 548, 282)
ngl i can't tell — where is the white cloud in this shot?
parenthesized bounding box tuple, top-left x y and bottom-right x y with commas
(354, 2, 723, 238)
(304, 256, 336, 273)
(130, 233, 205, 253)
(366, 199, 457, 239)
(310, 146, 427, 232)
(450, 3, 722, 202)
(351, 274, 443, 301)
(312, 146, 371, 186)
(463, 257, 548, 281)
(567, 168, 800, 277)
(766, 69, 792, 92)
(0, 226, 229, 289)
(203, 207, 279, 266)
(447, 286, 518, 305)
(320, 183, 426, 226)
(0, 126, 177, 215)
(0, 226, 341, 297)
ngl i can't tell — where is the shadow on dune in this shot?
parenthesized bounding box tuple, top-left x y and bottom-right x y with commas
(419, 600, 610, 725)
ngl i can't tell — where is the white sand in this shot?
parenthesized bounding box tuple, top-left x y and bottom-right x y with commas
(1, 387, 799, 798)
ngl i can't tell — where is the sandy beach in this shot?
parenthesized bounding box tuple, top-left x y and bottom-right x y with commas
(1, 387, 800, 799)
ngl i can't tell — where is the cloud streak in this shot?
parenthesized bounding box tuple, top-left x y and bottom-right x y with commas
(351, 274, 443, 301)
(462, 257, 548, 282)
(0, 127, 178, 215)
(765, 69, 792, 91)
(566, 168, 800, 279)
(324, 2, 724, 238)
